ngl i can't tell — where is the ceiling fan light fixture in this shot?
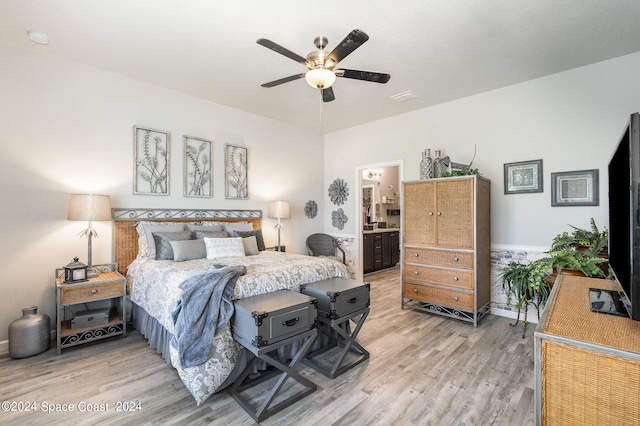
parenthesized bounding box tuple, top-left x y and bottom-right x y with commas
(305, 68, 336, 89)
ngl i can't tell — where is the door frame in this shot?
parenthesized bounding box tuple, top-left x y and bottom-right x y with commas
(355, 160, 403, 281)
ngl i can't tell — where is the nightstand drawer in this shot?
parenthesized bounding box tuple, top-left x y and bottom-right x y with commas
(60, 281, 123, 304)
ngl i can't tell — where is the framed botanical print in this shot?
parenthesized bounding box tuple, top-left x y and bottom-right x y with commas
(224, 144, 248, 199)
(183, 136, 212, 198)
(134, 126, 169, 195)
(551, 169, 599, 206)
(504, 159, 543, 194)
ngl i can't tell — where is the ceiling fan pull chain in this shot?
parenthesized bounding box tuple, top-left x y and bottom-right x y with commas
(319, 91, 324, 126)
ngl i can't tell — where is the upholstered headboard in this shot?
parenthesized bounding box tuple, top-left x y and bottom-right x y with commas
(112, 208, 262, 276)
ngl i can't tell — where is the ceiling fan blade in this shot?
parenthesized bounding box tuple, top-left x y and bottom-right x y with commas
(257, 38, 307, 65)
(322, 87, 335, 102)
(261, 73, 305, 88)
(325, 29, 369, 66)
(337, 69, 391, 84)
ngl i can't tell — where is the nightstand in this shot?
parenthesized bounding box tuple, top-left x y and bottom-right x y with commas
(266, 246, 286, 252)
(55, 263, 126, 354)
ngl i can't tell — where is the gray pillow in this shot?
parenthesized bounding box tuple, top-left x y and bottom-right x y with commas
(222, 222, 253, 234)
(152, 231, 193, 260)
(170, 239, 206, 262)
(195, 230, 229, 239)
(241, 236, 259, 256)
(233, 229, 266, 251)
(187, 223, 224, 232)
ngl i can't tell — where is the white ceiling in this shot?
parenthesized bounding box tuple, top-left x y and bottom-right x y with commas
(2, 1, 640, 134)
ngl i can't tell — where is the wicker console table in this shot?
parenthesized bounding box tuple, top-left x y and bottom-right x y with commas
(534, 275, 640, 425)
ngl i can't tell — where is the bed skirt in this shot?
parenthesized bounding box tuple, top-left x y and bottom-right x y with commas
(132, 303, 173, 363)
(131, 302, 317, 393)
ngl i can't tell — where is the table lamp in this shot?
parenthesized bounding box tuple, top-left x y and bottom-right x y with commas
(268, 201, 290, 252)
(68, 194, 112, 277)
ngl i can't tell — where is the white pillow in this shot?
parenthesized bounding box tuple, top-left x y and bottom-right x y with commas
(222, 222, 253, 234)
(136, 222, 186, 258)
(241, 236, 259, 256)
(204, 237, 245, 259)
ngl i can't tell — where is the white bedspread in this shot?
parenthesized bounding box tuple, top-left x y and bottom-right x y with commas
(128, 251, 348, 404)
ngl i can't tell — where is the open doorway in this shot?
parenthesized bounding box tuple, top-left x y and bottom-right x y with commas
(355, 160, 403, 281)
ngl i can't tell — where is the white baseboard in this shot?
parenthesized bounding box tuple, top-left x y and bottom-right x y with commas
(0, 331, 56, 357)
(492, 306, 539, 325)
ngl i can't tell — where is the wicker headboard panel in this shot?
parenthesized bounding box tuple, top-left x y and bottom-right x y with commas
(112, 208, 262, 276)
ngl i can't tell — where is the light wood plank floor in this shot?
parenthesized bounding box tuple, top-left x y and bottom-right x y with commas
(0, 267, 535, 425)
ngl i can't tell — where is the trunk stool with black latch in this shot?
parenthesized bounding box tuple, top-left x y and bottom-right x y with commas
(230, 289, 318, 423)
(300, 278, 370, 379)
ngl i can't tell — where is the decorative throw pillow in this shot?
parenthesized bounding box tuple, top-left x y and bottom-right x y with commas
(136, 222, 186, 258)
(233, 229, 266, 251)
(241, 236, 259, 256)
(195, 230, 229, 239)
(153, 231, 194, 260)
(187, 223, 224, 232)
(204, 237, 245, 259)
(170, 239, 206, 262)
(222, 222, 253, 234)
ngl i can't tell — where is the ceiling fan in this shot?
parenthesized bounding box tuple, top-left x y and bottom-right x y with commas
(257, 29, 391, 102)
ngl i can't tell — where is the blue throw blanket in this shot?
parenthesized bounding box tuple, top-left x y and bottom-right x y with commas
(171, 265, 247, 368)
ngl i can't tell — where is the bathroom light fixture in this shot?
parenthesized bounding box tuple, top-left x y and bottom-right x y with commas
(27, 31, 49, 45)
(68, 194, 112, 277)
(362, 169, 383, 180)
(305, 68, 337, 89)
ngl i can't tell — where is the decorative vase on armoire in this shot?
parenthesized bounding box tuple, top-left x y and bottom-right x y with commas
(8, 306, 50, 358)
(419, 149, 433, 180)
(434, 150, 445, 178)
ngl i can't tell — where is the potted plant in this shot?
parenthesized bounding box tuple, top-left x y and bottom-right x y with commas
(498, 260, 549, 338)
(550, 218, 609, 258)
(499, 219, 610, 338)
(541, 248, 608, 286)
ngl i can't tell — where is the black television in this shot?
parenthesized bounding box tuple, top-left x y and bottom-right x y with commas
(607, 112, 640, 321)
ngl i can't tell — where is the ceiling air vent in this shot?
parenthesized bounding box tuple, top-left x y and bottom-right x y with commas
(390, 91, 418, 102)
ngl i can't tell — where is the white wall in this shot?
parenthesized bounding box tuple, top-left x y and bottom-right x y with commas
(324, 52, 640, 249)
(0, 42, 325, 343)
(3, 41, 640, 345)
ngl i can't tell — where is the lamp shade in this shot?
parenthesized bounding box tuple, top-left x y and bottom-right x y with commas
(268, 201, 290, 220)
(305, 68, 336, 89)
(68, 194, 112, 221)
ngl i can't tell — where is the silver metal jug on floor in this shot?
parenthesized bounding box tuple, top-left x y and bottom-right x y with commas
(9, 306, 50, 358)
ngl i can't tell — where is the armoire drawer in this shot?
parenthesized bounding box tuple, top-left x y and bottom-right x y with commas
(403, 282, 474, 311)
(404, 247, 474, 270)
(403, 264, 474, 290)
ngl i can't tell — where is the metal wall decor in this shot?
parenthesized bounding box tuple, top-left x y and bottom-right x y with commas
(224, 144, 248, 199)
(304, 200, 318, 218)
(133, 126, 169, 195)
(332, 208, 348, 230)
(328, 178, 349, 205)
(551, 169, 599, 207)
(504, 159, 543, 194)
(184, 136, 212, 198)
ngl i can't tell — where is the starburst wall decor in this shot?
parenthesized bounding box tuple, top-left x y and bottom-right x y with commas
(328, 178, 349, 206)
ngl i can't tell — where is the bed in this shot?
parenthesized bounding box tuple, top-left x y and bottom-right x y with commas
(113, 208, 349, 405)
